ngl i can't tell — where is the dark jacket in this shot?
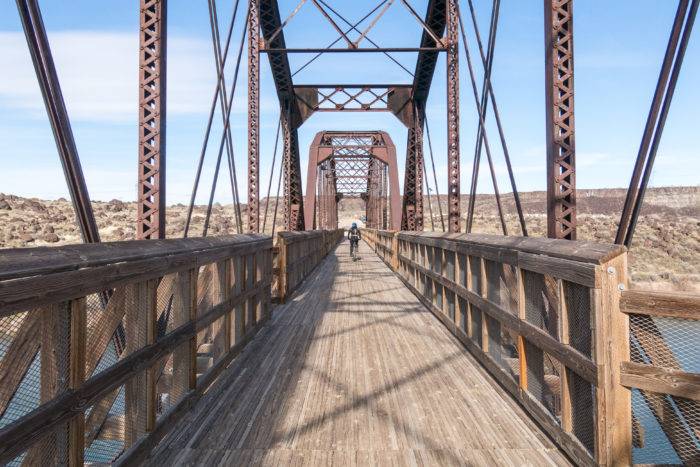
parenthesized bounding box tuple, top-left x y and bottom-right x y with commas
(348, 227, 361, 240)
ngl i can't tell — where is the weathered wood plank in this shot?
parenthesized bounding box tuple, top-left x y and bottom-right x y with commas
(621, 361, 700, 401)
(0, 239, 271, 317)
(141, 239, 570, 467)
(621, 289, 700, 319)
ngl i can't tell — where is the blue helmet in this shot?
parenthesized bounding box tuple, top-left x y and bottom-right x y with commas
(352, 222, 357, 228)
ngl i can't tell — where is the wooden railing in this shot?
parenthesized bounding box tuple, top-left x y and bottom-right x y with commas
(0, 235, 275, 465)
(362, 228, 398, 269)
(273, 230, 344, 303)
(364, 229, 631, 466)
(620, 290, 700, 465)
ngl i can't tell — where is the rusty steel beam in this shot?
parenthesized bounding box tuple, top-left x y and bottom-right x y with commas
(401, 108, 425, 231)
(411, 0, 447, 104)
(258, 0, 307, 230)
(545, 0, 576, 239)
(137, 0, 167, 240)
(248, 0, 261, 232)
(306, 131, 400, 231)
(16, 0, 101, 244)
(446, 0, 460, 232)
(281, 108, 305, 231)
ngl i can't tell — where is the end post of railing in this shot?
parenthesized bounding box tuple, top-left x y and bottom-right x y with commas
(593, 251, 632, 465)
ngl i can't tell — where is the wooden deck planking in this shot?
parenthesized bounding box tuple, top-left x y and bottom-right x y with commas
(146, 239, 571, 466)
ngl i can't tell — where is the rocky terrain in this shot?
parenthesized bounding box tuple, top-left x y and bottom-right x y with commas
(0, 186, 697, 291)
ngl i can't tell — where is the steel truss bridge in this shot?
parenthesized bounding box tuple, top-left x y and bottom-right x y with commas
(0, 1, 698, 466)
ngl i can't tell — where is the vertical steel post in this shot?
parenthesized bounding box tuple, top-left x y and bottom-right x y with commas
(544, 0, 576, 239)
(414, 110, 425, 231)
(446, 0, 461, 233)
(247, 0, 261, 233)
(138, 0, 167, 240)
(401, 104, 424, 231)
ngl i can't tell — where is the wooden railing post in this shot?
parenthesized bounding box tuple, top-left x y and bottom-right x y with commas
(172, 268, 197, 402)
(212, 260, 232, 359)
(31, 298, 86, 465)
(232, 256, 245, 344)
(125, 280, 158, 447)
(278, 236, 288, 303)
(594, 253, 631, 465)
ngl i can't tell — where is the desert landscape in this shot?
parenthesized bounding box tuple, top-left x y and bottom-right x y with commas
(0, 186, 697, 291)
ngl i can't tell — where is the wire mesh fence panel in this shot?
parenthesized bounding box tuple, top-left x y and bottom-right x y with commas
(458, 296, 468, 333)
(523, 270, 559, 340)
(563, 281, 592, 359)
(445, 250, 455, 282)
(542, 353, 562, 421)
(629, 312, 700, 464)
(156, 353, 176, 419)
(432, 247, 441, 275)
(485, 314, 502, 366)
(469, 256, 481, 294)
(84, 385, 123, 463)
(422, 273, 432, 302)
(485, 260, 502, 307)
(630, 314, 700, 372)
(471, 307, 483, 348)
(446, 288, 456, 321)
(457, 254, 467, 288)
(10, 421, 67, 466)
(0, 312, 41, 430)
(569, 368, 595, 455)
(85, 384, 126, 463)
(502, 264, 519, 314)
(525, 339, 545, 406)
(498, 327, 520, 382)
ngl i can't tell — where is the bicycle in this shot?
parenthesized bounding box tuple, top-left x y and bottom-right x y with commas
(350, 239, 359, 261)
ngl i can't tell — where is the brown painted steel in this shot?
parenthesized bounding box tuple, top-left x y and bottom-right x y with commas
(544, 0, 576, 239)
(446, 0, 460, 232)
(138, 0, 167, 240)
(306, 132, 401, 231)
(401, 107, 425, 231)
(248, 0, 261, 233)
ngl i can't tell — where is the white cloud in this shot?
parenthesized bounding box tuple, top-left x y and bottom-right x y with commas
(0, 31, 268, 123)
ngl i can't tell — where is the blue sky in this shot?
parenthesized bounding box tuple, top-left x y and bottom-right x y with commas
(0, 1, 697, 204)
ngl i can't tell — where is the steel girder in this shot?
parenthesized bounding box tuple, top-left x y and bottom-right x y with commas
(256, 0, 306, 231)
(366, 158, 389, 229)
(545, 0, 576, 239)
(306, 132, 401, 231)
(445, 0, 460, 232)
(138, 0, 167, 239)
(281, 113, 305, 231)
(248, 0, 261, 233)
(401, 0, 448, 231)
(412, 0, 447, 104)
(401, 110, 425, 231)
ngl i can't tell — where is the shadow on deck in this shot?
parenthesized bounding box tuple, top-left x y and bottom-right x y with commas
(145, 239, 570, 466)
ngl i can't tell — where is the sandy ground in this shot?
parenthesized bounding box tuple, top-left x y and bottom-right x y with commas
(1, 186, 697, 291)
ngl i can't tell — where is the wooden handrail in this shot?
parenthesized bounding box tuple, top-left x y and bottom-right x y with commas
(0, 235, 273, 465)
(363, 228, 631, 466)
(273, 229, 344, 303)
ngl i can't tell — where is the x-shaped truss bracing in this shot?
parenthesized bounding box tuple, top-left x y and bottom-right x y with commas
(305, 132, 401, 230)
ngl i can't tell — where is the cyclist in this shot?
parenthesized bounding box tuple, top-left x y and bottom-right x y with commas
(348, 222, 361, 260)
